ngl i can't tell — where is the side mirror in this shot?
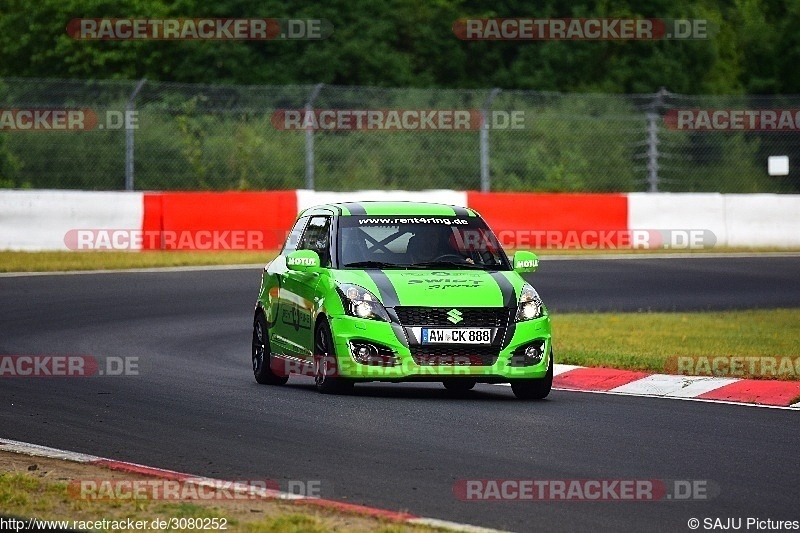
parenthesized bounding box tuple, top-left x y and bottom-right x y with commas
(512, 251, 539, 273)
(285, 250, 321, 272)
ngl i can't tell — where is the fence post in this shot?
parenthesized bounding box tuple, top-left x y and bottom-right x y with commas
(125, 78, 147, 191)
(646, 87, 667, 193)
(480, 88, 501, 192)
(304, 83, 324, 190)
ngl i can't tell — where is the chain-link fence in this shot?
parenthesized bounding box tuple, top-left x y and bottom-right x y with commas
(1, 77, 799, 193)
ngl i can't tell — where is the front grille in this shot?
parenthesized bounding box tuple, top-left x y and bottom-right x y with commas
(410, 345, 500, 366)
(394, 306, 509, 327)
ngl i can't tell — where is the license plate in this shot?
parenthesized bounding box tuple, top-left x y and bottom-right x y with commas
(421, 328, 492, 344)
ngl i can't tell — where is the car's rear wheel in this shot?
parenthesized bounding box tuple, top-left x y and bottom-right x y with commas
(442, 379, 476, 392)
(252, 313, 289, 385)
(510, 349, 553, 400)
(314, 319, 353, 395)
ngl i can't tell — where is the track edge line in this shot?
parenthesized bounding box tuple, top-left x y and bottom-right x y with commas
(0, 437, 500, 533)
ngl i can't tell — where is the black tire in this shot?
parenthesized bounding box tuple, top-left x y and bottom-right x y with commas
(313, 319, 353, 394)
(510, 349, 553, 400)
(252, 313, 289, 385)
(442, 379, 476, 392)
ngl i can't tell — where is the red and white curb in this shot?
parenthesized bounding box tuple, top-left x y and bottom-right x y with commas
(0, 438, 505, 533)
(543, 364, 800, 409)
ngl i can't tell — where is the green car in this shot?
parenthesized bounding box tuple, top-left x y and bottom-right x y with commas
(251, 201, 553, 400)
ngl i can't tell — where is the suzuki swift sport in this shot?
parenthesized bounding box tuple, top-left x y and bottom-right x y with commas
(251, 201, 553, 399)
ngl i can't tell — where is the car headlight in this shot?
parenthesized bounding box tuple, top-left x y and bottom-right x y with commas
(516, 283, 544, 322)
(337, 283, 391, 322)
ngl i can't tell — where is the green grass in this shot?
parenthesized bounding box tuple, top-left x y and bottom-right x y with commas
(0, 251, 277, 272)
(1, 248, 796, 273)
(529, 246, 800, 256)
(0, 467, 436, 532)
(554, 309, 800, 379)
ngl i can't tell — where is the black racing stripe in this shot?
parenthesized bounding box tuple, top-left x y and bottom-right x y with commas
(365, 270, 400, 308)
(365, 270, 408, 348)
(489, 272, 517, 348)
(341, 202, 366, 215)
(489, 272, 516, 308)
(451, 205, 470, 217)
(365, 270, 406, 344)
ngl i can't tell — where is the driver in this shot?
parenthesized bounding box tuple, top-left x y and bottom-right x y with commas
(406, 226, 473, 264)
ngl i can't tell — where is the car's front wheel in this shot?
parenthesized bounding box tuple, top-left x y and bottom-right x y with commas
(252, 313, 289, 385)
(313, 319, 353, 395)
(510, 349, 553, 400)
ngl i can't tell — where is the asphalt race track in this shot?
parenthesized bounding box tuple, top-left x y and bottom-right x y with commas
(1, 256, 798, 532)
(531, 254, 800, 312)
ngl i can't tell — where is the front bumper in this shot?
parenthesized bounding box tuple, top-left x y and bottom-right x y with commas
(329, 314, 552, 381)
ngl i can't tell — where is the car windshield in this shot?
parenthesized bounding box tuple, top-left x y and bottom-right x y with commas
(338, 215, 510, 270)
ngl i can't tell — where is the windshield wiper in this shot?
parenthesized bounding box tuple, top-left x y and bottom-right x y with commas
(342, 260, 403, 269)
(409, 260, 484, 270)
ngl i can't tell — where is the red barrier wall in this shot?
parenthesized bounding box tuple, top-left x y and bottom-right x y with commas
(138, 191, 629, 251)
(141, 192, 297, 250)
(466, 192, 629, 249)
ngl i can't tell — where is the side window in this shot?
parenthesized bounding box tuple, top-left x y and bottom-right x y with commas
(298, 216, 332, 266)
(282, 216, 309, 254)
